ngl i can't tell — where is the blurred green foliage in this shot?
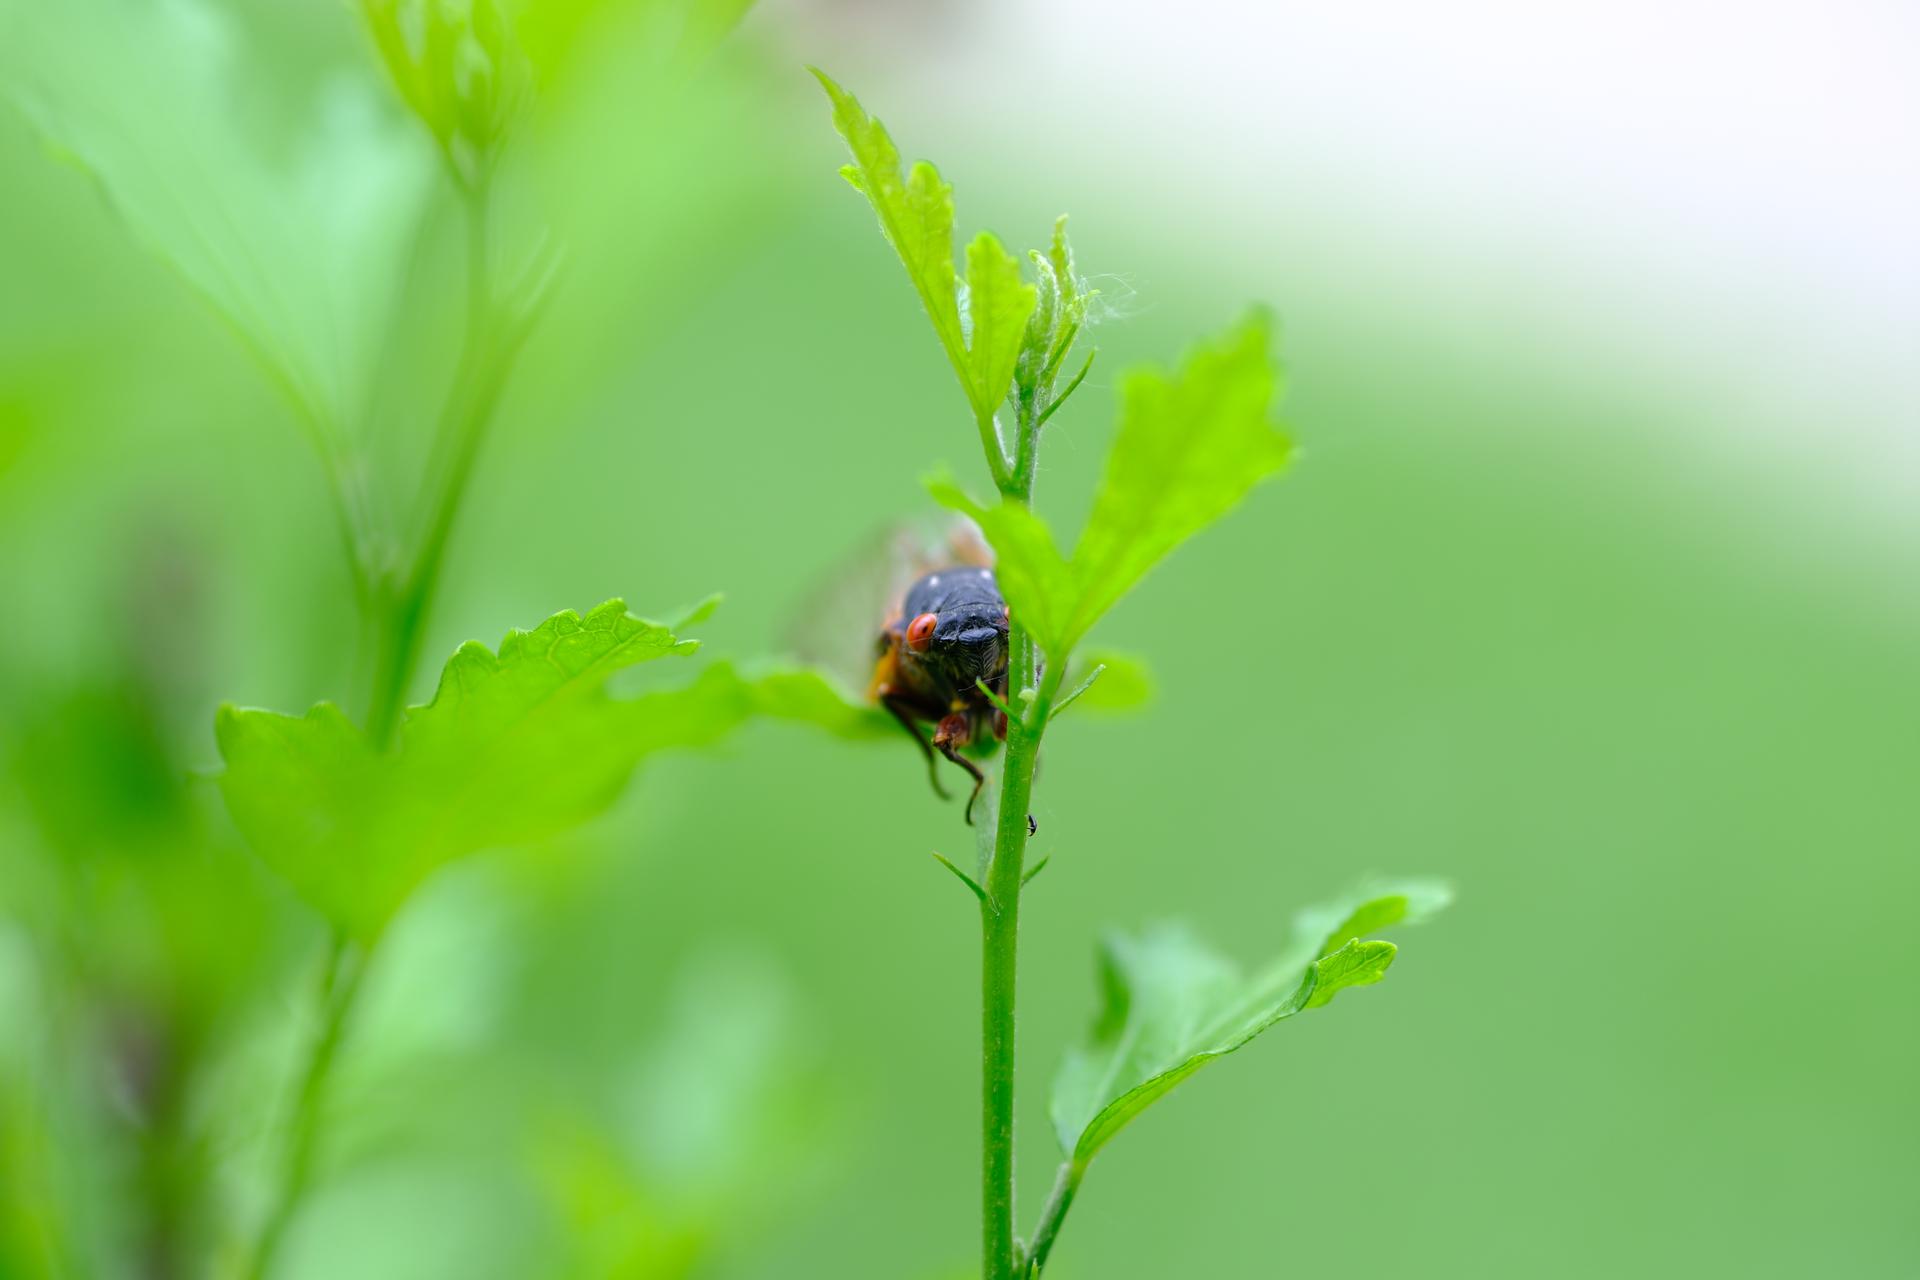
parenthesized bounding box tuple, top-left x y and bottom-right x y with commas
(0, 1, 1914, 1279)
(0, 0, 849, 1274)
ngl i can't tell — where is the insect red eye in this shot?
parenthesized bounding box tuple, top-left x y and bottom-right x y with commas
(906, 612, 939, 651)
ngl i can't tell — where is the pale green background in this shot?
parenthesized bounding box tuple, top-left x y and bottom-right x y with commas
(1, 2, 1914, 1277)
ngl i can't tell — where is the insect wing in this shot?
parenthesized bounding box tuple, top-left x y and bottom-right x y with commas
(780, 516, 993, 699)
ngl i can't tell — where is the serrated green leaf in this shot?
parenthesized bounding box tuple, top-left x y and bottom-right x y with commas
(925, 473, 1076, 659)
(815, 71, 1040, 446)
(1063, 313, 1291, 649)
(1049, 881, 1447, 1169)
(1304, 938, 1397, 1008)
(1296, 879, 1454, 965)
(216, 633, 890, 939)
(215, 601, 708, 940)
(814, 72, 967, 395)
(932, 315, 1291, 662)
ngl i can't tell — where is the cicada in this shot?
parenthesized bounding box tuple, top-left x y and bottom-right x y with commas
(789, 521, 1017, 823)
(870, 557, 1011, 822)
(787, 521, 1013, 821)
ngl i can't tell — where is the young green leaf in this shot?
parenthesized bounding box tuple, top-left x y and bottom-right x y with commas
(1065, 312, 1292, 649)
(931, 851, 990, 907)
(814, 73, 965, 389)
(1044, 217, 1090, 349)
(1297, 879, 1455, 970)
(360, 0, 529, 190)
(814, 71, 1037, 469)
(1049, 881, 1448, 1171)
(966, 232, 1040, 423)
(932, 314, 1291, 661)
(1015, 216, 1094, 417)
(925, 473, 1076, 658)
(216, 601, 709, 941)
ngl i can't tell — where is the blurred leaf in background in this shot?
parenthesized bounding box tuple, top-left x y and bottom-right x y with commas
(215, 601, 703, 941)
(0, 0, 811, 1273)
(516, 0, 757, 84)
(0, 0, 432, 465)
(535, 945, 831, 1278)
(361, 0, 528, 192)
(0, 535, 292, 1274)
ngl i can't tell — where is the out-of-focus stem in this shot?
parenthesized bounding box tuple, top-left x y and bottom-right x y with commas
(365, 184, 503, 746)
(246, 933, 365, 1280)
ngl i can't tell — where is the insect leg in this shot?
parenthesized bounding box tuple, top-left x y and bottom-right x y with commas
(932, 710, 989, 825)
(882, 694, 950, 800)
(936, 739, 990, 826)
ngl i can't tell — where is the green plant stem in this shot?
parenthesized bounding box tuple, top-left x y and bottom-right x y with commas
(1008, 386, 1039, 499)
(365, 185, 504, 746)
(979, 665, 1036, 1278)
(247, 932, 366, 1280)
(1024, 1161, 1084, 1275)
(130, 1018, 197, 1280)
(981, 631, 1065, 1280)
(253, 187, 496, 1260)
(976, 409, 1013, 491)
(978, 372, 1077, 1278)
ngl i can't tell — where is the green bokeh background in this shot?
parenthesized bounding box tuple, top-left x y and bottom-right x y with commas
(2, 3, 1914, 1277)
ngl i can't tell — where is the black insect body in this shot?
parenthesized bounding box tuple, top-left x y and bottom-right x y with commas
(870, 564, 1011, 821)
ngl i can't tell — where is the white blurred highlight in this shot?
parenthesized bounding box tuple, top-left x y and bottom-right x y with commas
(771, 0, 1920, 563)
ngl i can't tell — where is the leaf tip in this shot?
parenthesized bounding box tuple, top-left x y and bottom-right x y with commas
(807, 64, 844, 99)
(931, 850, 990, 907)
(671, 591, 724, 631)
(921, 466, 970, 509)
